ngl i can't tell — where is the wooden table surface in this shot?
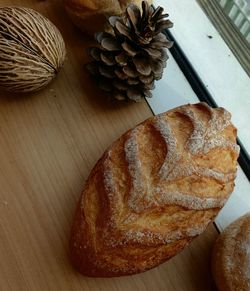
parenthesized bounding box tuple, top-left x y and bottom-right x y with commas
(0, 0, 218, 290)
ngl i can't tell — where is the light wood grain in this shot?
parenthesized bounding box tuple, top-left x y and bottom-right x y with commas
(0, 0, 218, 290)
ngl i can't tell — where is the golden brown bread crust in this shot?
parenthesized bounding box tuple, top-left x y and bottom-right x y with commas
(70, 103, 239, 277)
(64, 0, 152, 34)
(212, 213, 250, 291)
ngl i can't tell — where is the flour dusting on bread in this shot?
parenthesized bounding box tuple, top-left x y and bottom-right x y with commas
(124, 126, 145, 211)
(182, 103, 237, 155)
(153, 116, 180, 179)
(70, 103, 239, 277)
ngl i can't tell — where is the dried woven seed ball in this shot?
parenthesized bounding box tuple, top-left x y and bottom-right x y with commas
(0, 7, 66, 93)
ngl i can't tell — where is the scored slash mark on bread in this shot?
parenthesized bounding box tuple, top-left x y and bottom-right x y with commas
(70, 102, 239, 277)
(123, 103, 239, 213)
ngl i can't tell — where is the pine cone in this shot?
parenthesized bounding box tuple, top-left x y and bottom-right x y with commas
(86, 1, 173, 102)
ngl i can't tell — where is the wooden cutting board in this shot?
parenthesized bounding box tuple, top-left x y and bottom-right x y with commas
(0, 1, 218, 290)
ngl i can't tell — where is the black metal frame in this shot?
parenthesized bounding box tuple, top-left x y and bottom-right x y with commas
(164, 30, 250, 181)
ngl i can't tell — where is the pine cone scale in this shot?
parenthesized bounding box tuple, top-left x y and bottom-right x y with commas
(123, 65, 138, 78)
(115, 68, 128, 80)
(143, 47, 162, 58)
(115, 21, 131, 39)
(89, 47, 101, 61)
(101, 38, 120, 51)
(126, 5, 141, 33)
(100, 52, 116, 66)
(115, 53, 127, 65)
(121, 41, 138, 56)
(133, 57, 151, 76)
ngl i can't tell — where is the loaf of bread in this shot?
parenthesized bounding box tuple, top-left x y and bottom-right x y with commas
(70, 102, 239, 277)
(212, 213, 250, 291)
(64, 0, 152, 34)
